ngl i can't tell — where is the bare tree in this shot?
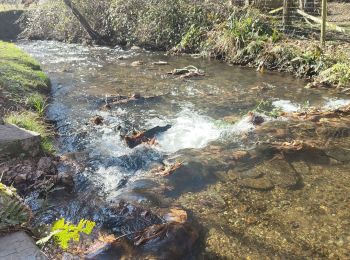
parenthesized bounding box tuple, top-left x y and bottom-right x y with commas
(62, 0, 107, 44)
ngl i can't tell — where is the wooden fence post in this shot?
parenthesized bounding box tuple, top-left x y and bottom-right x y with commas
(283, 0, 291, 31)
(321, 0, 327, 47)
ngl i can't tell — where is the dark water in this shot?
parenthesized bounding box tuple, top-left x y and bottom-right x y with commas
(18, 41, 350, 258)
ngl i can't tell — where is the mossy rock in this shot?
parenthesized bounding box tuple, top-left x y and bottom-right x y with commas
(0, 183, 31, 233)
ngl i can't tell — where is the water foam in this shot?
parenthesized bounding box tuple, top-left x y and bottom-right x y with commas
(272, 100, 300, 113)
(155, 109, 222, 153)
(324, 98, 350, 110)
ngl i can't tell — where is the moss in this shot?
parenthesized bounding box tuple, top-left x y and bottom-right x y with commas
(4, 112, 54, 154)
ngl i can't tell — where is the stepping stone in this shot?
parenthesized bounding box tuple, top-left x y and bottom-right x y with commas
(0, 231, 47, 260)
(0, 124, 41, 158)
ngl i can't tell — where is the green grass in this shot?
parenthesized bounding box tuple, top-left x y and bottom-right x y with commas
(4, 112, 54, 154)
(0, 41, 53, 154)
(0, 41, 50, 96)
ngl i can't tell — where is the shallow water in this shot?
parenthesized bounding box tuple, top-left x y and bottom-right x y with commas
(18, 41, 350, 258)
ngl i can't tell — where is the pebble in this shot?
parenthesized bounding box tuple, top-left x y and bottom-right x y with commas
(131, 60, 144, 66)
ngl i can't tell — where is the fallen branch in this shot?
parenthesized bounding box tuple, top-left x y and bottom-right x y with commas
(123, 125, 171, 148)
(269, 7, 283, 15)
(168, 65, 205, 78)
(296, 9, 350, 34)
(151, 161, 183, 176)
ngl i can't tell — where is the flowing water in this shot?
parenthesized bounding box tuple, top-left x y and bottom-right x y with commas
(18, 41, 350, 259)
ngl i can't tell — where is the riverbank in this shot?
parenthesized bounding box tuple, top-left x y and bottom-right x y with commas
(0, 41, 58, 234)
(0, 41, 53, 153)
(21, 1, 350, 90)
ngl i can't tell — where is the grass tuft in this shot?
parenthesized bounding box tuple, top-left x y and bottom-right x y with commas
(26, 93, 47, 116)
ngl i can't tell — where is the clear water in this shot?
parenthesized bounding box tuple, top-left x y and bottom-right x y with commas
(17, 41, 350, 258)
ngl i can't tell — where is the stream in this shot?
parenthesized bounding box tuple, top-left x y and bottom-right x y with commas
(18, 41, 350, 259)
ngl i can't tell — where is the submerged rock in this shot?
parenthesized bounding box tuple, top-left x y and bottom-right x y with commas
(131, 60, 144, 67)
(238, 176, 274, 190)
(57, 172, 74, 189)
(238, 157, 301, 191)
(134, 223, 198, 258)
(91, 115, 104, 125)
(102, 93, 165, 108)
(232, 150, 251, 161)
(248, 112, 264, 126)
(256, 158, 300, 188)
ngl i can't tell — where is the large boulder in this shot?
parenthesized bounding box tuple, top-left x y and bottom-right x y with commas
(0, 124, 41, 158)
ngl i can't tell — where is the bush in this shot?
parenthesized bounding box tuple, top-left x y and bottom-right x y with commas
(320, 63, 350, 87)
(21, 1, 86, 42)
(205, 7, 274, 61)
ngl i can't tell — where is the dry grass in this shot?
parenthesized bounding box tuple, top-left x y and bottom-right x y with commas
(0, 3, 24, 11)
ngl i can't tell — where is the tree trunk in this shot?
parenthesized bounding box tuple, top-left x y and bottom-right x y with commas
(62, 0, 107, 44)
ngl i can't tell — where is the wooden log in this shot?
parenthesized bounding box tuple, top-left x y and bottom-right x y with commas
(124, 125, 172, 148)
(296, 9, 349, 34)
(269, 7, 283, 14)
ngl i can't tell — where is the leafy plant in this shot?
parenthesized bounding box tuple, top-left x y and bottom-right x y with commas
(0, 183, 31, 232)
(254, 100, 281, 118)
(178, 24, 204, 52)
(37, 218, 96, 249)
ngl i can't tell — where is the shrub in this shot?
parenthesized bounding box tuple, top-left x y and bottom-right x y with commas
(319, 63, 350, 87)
(21, 1, 86, 42)
(205, 7, 274, 61)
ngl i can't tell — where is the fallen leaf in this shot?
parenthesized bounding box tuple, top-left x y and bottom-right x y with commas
(163, 208, 187, 224)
